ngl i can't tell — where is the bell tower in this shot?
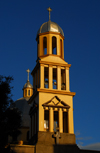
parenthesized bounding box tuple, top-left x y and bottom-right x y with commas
(28, 7, 76, 145)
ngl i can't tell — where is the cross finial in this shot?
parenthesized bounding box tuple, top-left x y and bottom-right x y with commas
(26, 69, 30, 81)
(47, 7, 52, 21)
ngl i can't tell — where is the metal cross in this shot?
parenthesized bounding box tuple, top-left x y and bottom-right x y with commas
(47, 7, 52, 20)
(53, 127, 61, 144)
(26, 69, 30, 81)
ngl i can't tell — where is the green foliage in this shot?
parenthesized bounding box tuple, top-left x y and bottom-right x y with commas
(0, 76, 22, 149)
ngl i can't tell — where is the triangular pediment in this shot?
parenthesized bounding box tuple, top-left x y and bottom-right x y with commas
(42, 96, 70, 109)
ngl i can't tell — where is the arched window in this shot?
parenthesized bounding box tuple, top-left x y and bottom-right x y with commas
(25, 90, 27, 96)
(43, 37, 47, 55)
(28, 90, 30, 96)
(52, 36, 57, 54)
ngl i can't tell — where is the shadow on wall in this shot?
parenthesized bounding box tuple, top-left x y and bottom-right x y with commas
(53, 144, 80, 153)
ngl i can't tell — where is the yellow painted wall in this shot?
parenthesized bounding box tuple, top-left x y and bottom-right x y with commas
(38, 92, 74, 134)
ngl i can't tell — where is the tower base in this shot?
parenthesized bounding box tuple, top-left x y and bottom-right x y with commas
(35, 131, 76, 145)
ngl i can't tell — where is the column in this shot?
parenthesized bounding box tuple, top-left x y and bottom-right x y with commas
(59, 108, 63, 133)
(49, 107, 53, 132)
(67, 109, 69, 133)
(57, 66, 61, 90)
(39, 36, 43, 56)
(48, 35, 52, 54)
(65, 67, 70, 91)
(62, 40, 64, 59)
(40, 64, 44, 88)
(38, 67, 40, 88)
(49, 65, 52, 89)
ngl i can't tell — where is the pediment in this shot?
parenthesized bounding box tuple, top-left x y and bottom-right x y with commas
(42, 96, 70, 109)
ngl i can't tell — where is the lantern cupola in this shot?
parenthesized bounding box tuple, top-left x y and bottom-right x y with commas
(36, 7, 64, 60)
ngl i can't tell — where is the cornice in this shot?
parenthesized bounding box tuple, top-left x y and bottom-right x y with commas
(39, 60, 71, 68)
(39, 54, 64, 60)
(37, 88, 76, 96)
(38, 31, 65, 40)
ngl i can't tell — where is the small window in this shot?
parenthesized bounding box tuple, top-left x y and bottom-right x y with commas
(43, 37, 47, 55)
(25, 90, 27, 96)
(52, 36, 57, 54)
(28, 90, 30, 96)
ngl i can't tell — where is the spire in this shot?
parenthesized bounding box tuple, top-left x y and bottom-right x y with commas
(47, 7, 52, 21)
(26, 69, 30, 81)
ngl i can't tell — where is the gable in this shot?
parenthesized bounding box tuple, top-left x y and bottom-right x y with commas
(42, 96, 70, 109)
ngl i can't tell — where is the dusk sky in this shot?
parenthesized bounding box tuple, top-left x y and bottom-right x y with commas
(0, 0, 100, 150)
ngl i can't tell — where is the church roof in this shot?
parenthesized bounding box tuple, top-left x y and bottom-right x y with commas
(23, 80, 33, 89)
(13, 97, 31, 127)
(36, 20, 64, 38)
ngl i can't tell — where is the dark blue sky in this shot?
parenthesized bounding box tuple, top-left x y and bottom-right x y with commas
(0, 0, 100, 149)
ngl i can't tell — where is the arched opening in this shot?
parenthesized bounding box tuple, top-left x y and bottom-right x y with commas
(25, 90, 27, 96)
(28, 90, 30, 96)
(43, 37, 47, 55)
(52, 36, 57, 54)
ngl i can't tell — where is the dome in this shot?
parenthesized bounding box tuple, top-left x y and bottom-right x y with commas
(12, 97, 31, 127)
(23, 80, 33, 89)
(36, 20, 64, 38)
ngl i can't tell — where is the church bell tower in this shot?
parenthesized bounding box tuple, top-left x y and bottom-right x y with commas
(28, 7, 76, 145)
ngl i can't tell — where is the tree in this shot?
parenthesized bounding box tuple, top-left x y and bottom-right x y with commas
(0, 76, 21, 150)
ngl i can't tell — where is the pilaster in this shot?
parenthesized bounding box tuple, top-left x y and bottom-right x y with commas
(65, 67, 70, 91)
(40, 64, 44, 88)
